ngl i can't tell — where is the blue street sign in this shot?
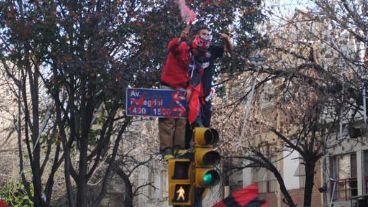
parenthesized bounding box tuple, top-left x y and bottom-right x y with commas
(126, 88, 188, 118)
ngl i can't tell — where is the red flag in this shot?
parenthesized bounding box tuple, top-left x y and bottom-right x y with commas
(188, 84, 201, 124)
(213, 183, 270, 207)
(0, 200, 10, 207)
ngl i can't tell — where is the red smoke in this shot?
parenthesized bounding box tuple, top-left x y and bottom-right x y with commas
(176, 0, 197, 25)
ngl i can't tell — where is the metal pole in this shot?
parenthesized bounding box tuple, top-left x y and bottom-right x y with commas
(329, 179, 337, 207)
(339, 107, 343, 139)
(323, 145, 330, 206)
(363, 85, 367, 126)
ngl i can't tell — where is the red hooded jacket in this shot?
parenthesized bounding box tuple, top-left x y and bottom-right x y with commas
(160, 38, 190, 89)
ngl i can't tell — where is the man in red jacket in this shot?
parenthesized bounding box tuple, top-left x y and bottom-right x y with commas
(159, 27, 191, 160)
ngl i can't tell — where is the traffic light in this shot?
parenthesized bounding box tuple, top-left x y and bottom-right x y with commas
(193, 127, 221, 188)
(168, 158, 194, 206)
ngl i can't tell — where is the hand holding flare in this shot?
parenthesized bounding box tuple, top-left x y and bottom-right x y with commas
(176, 0, 197, 25)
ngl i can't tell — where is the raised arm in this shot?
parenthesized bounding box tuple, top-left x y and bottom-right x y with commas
(219, 33, 233, 53)
(168, 28, 189, 53)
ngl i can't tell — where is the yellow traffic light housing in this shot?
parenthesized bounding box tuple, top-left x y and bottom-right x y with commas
(193, 127, 221, 188)
(194, 148, 221, 166)
(168, 159, 194, 206)
(194, 127, 219, 146)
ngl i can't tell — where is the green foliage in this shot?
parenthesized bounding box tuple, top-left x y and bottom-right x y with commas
(189, 0, 267, 73)
(0, 0, 266, 96)
(0, 182, 33, 207)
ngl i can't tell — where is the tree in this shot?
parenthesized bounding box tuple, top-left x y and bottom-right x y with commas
(212, 4, 368, 207)
(0, 1, 149, 206)
(0, 4, 62, 206)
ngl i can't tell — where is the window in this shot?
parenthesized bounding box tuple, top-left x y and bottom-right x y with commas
(363, 150, 368, 194)
(251, 145, 279, 193)
(330, 153, 357, 201)
(252, 167, 277, 193)
(294, 161, 305, 188)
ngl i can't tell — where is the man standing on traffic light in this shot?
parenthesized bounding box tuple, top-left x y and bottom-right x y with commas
(186, 25, 232, 207)
(185, 25, 232, 154)
(159, 26, 192, 160)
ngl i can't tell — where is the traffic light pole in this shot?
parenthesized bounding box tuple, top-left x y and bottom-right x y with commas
(193, 187, 204, 207)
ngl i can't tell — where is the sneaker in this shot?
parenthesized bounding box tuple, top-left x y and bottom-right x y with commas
(162, 148, 174, 161)
(163, 154, 174, 160)
(174, 149, 189, 156)
(174, 148, 194, 159)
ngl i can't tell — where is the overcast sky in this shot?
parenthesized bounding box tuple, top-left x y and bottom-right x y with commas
(266, 0, 313, 16)
(264, 0, 314, 26)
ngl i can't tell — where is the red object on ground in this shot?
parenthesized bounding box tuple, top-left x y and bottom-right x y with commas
(213, 183, 270, 207)
(0, 200, 10, 207)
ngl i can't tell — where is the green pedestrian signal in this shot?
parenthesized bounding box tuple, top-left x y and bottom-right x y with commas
(167, 159, 194, 206)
